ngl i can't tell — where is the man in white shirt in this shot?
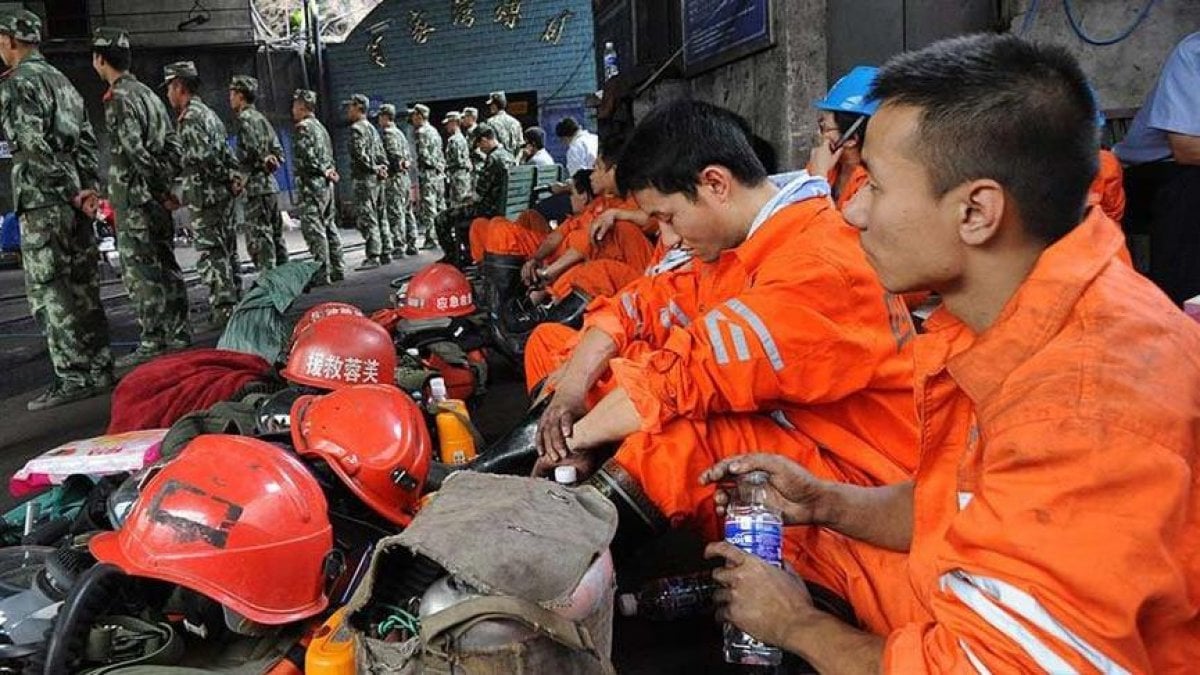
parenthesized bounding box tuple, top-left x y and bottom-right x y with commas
(521, 127, 556, 166)
(1115, 31, 1200, 304)
(555, 117, 598, 175)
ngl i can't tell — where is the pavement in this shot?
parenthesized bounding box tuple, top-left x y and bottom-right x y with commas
(0, 223, 442, 514)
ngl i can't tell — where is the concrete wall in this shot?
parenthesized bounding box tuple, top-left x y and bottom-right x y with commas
(635, 0, 829, 171)
(326, 0, 597, 191)
(1014, 0, 1200, 111)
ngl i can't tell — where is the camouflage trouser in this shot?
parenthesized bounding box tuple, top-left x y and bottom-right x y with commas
(384, 176, 416, 251)
(116, 201, 191, 351)
(354, 177, 386, 261)
(418, 173, 446, 245)
(191, 198, 241, 314)
(297, 183, 344, 281)
(244, 193, 288, 272)
(447, 169, 473, 208)
(433, 204, 481, 265)
(20, 204, 113, 388)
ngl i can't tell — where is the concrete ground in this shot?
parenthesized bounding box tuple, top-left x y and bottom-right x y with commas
(0, 225, 791, 674)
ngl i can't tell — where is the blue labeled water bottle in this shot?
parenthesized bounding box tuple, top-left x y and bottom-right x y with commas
(722, 470, 784, 666)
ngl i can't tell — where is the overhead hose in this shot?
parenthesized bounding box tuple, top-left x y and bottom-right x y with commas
(1063, 0, 1156, 46)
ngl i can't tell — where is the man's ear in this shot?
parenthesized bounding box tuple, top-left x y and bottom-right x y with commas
(956, 179, 1005, 247)
(698, 165, 735, 203)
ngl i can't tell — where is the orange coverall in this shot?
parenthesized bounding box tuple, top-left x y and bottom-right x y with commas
(546, 221, 654, 300)
(789, 210, 1200, 673)
(524, 262, 701, 393)
(469, 210, 551, 263)
(827, 164, 869, 211)
(604, 197, 919, 541)
(1089, 148, 1126, 223)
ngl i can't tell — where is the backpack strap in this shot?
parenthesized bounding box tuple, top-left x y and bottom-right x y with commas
(418, 595, 614, 673)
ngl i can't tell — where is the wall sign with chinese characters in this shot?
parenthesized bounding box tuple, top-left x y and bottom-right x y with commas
(409, 9, 436, 44)
(541, 8, 574, 44)
(452, 0, 476, 27)
(494, 0, 521, 30)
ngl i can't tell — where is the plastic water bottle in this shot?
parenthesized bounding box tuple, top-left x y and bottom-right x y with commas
(603, 42, 619, 81)
(617, 572, 719, 621)
(723, 471, 784, 666)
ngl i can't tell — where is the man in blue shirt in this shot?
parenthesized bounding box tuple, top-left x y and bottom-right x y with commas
(1116, 32, 1200, 304)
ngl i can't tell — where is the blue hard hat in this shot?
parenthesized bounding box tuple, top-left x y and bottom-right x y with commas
(814, 65, 880, 117)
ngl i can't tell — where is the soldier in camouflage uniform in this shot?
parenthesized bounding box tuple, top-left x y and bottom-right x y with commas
(345, 93, 390, 270)
(461, 106, 485, 189)
(442, 111, 473, 208)
(92, 28, 191, 368)
(484, 91, 524, 155)
(410, 104, 445, 250)
(164, 61, 241, 327)
(432, 124, 516, 267)
(0, 10, 114, 410)
(291, 89, 344, 284)
(378, 103, 417, 257)
(229, 75, 288, 272)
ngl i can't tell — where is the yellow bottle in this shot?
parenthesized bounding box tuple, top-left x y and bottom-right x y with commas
(305, 607, 356, 675)
(430, 378, 477, 465)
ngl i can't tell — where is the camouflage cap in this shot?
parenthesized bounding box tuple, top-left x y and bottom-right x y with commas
(0, 9, 42, 43)
(92, 27, 131, 49)
(342, 93, 369, 109)
(461, 107, 479, 118)
(412, 103, 430, 117)
(486, 91, 507, 107)
(472, 123, 496, 141)
(162, 61, 198, 86)
(378, 103, 397, 118)
(442, 111, 460, 125)
(229, 75, 259, 96)
(293, 89, 318, 106)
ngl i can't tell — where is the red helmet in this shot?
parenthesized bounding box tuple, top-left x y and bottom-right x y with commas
(281, 314, 396, 390)
(289, 302, 365, 347)
(397, 263, 476, 320)
(89, 435, 333, 625)
(291, 384, 431, 526)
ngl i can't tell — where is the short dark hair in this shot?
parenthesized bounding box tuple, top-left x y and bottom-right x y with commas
(93, 45, 131, 72)
(871, 33, 1097, 244)
(572, 169, 595, 201)
(832, 112, 867, 146)
(554, 116, 580, 139)
(524, 126, 546, 150)
(476, 126, 496, 141)
(176, 75, 201, 96)
(616, 100, 767, 199)
(598, 131, 628, 165)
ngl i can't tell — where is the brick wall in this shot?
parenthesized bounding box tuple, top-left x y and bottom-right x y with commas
(326, 0, 597, 194)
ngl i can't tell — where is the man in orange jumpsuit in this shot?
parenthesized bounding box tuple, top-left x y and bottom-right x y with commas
(808, 66, 878, 211)
(701, 34, 1200, 673)
(523, 220, 693, 394)
(533, 100, 919, 547)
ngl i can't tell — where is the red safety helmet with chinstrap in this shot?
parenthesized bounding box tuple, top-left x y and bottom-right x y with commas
(291, 384, 431, 526)
(89, 435, 334, 625)
(289, 302, 365, 347)
(396, 263, 476, 320)
(281, 314, 396, 390)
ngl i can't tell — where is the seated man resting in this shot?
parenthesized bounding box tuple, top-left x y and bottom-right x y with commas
(702, 34, 1200, 674)
(534, 102, 920, 577)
